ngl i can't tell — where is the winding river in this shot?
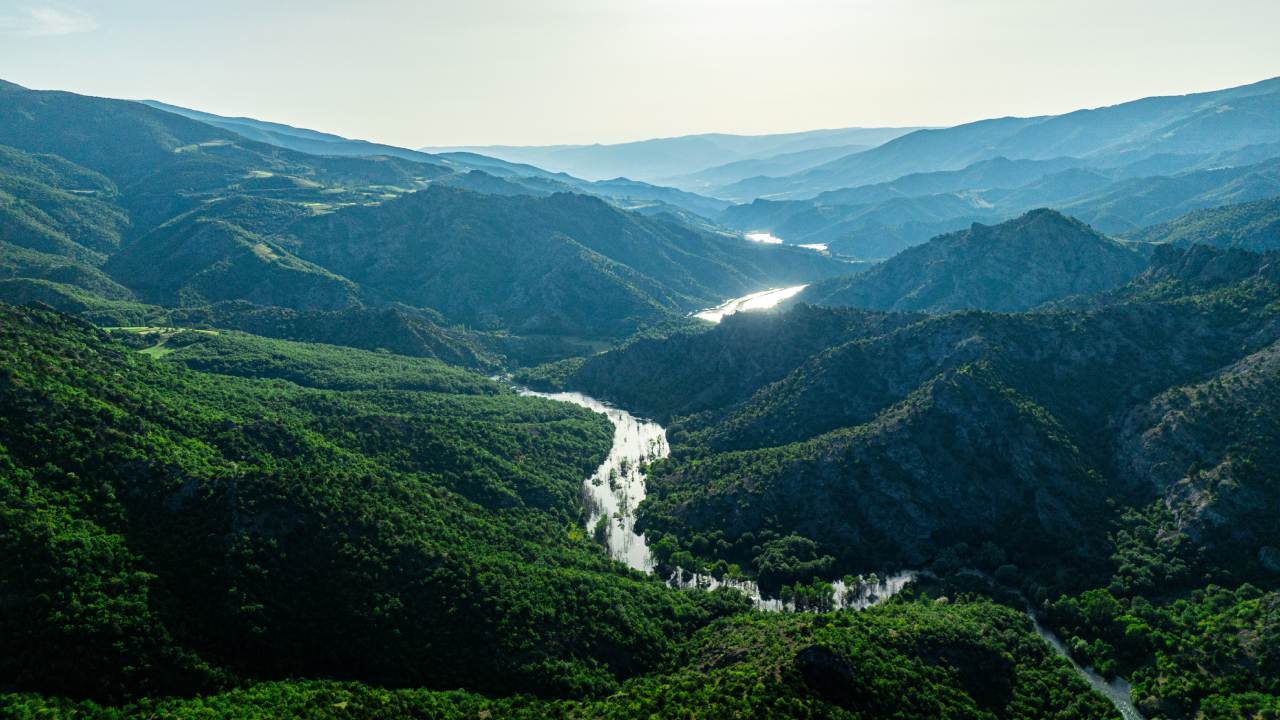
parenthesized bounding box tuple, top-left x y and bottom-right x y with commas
(517, 389, 663, 573)
(743, 231, 829, 255)
(520, 287, 1145, 718)
(518, 385, 918, 612)
(523, 385, 1144, 717)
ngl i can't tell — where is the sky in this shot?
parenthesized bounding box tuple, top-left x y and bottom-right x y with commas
(2, 0, 1279, 148)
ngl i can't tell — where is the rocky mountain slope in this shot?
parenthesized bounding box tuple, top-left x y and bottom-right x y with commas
(797, 209, 1147, 312)
(552, 245, 1280, 600)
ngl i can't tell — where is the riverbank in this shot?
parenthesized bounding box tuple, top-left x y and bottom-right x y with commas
(518, 382, 1146, 720)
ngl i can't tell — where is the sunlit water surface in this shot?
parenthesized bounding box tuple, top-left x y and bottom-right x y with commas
(694, 285, 806, 322)
(516, 384, 912, 612)
(745, 231, 783, 244)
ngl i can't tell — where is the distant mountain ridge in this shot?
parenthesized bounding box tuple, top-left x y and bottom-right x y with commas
(718, 75, 1280, 201)
(140, 99, 734, 219)
(139, 99, 463, 167)
(423, 126, 922, 186)
(662, 143, 874, 193)
(717, 151, 1280, 260)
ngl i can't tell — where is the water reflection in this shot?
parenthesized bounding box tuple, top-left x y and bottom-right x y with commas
(518, 386, 912, 613)
(694, 285, 807, 323)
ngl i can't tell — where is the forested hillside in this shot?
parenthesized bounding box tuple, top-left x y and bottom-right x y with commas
(1125, 196, 1280, 251)
(0, 303, 1125, 719)
(283, 185, 840, 336)
(0, 79, 848, 353)
(548, 244, 1280, 716)
(0, 304, 749, 701)
(3, 66, 1279, 720)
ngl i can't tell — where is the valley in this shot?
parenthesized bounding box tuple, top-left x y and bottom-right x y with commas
(2, 57, 1279, 720)
(519, 383, 920, 612)
(525, 374, 1146, 720)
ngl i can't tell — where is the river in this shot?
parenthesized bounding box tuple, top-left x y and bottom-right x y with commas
(744, 231, 829, 255)
(514, 381, 1146, 712)
(520, 287, 1145, 717)
(745, 231, 784, 244)
(523, 385, 1145, 717)
(694, 285, 807, 322)
(518, 386, 916, 612)
(1029, 611, 1146, 719)
(517, 389, 662, 572)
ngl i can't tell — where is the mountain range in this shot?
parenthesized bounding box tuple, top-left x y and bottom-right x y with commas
(716, 150, 1280, 259)
(718, 76, 1280, 201)
(3, 70, 1280, 720)
(119, 77, 1280, 269)
(423, 126, 922, 186)
(674, 75, 1280, 265)
(0, 79, 849, 355)
(139, 99, 740, 220)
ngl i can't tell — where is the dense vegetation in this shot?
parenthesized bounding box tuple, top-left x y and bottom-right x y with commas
(0, 304, 754, 703)
(1126, 196, 1280, 251)
(0, 303, 1131, 719)
(1, 590, 1119, 719)
(129, 329, 497, 394)
(1048, 584, 1279, 718)
(0, 79, 849, 352)
(4, 74, 1280, 719)
(524, 303, 923, 419)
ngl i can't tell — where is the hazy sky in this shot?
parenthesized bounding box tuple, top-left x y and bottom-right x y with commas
(3, 0, 1279, 148)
